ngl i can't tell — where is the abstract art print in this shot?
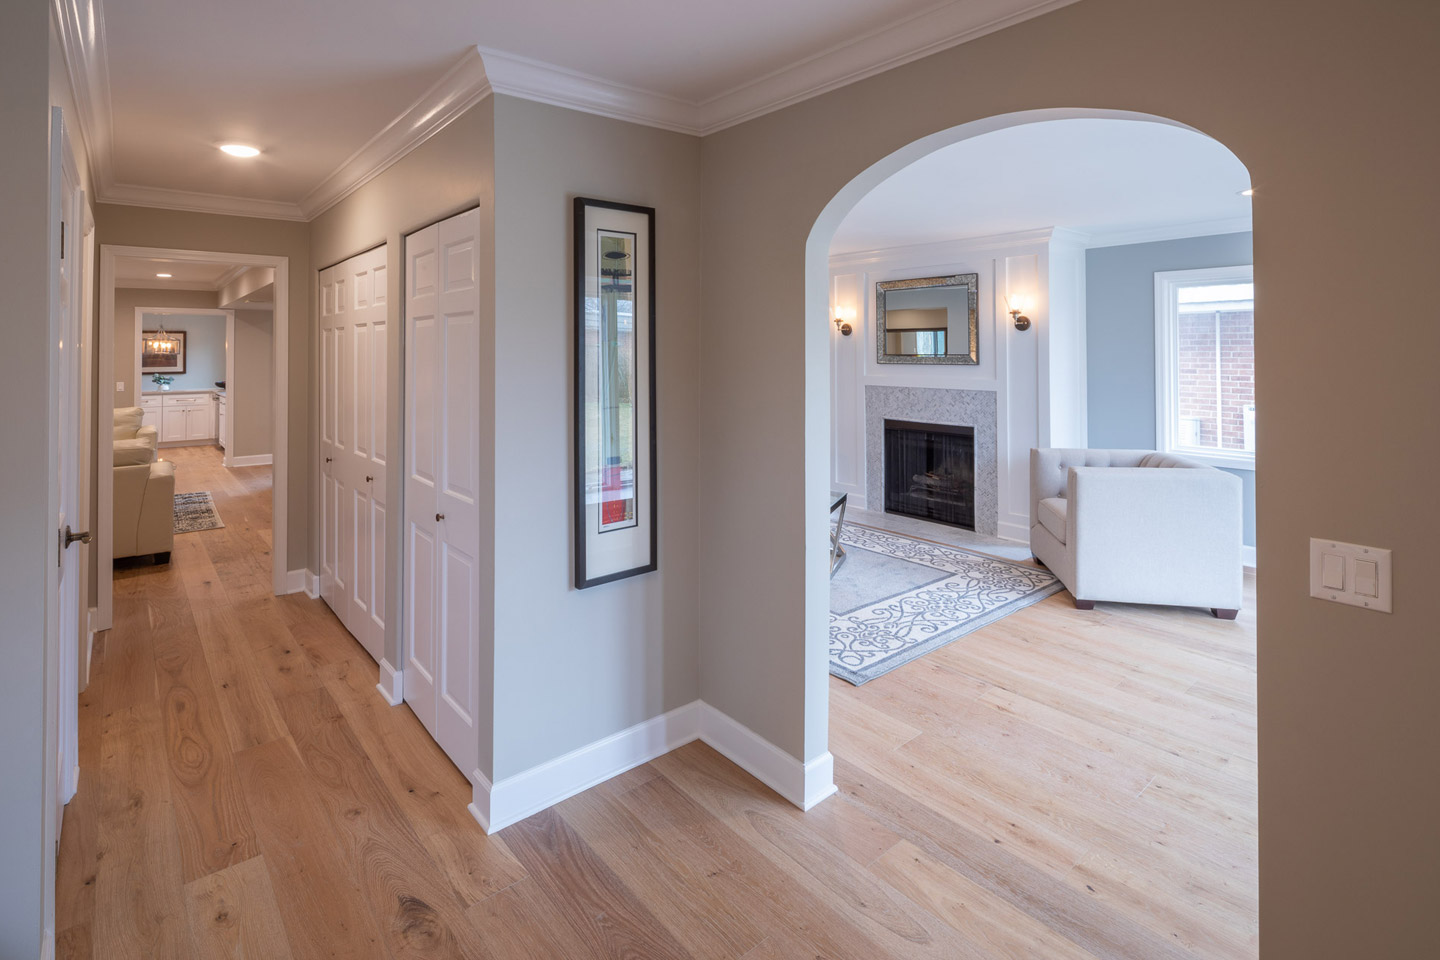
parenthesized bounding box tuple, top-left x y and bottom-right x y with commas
(574, 197, 657, 588)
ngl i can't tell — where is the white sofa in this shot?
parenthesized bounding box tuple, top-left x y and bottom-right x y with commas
(113, 406, 175, 563)
(1030, 448, 1244, 618)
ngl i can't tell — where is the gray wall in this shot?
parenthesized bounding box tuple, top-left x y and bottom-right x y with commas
(233, 310, 273, 458)
(491, 95, 701, 780)
(695, 1, 1440, 954)
(1085, 232, 1255, 546)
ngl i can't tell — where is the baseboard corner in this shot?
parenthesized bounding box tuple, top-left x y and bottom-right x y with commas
(696, 701, 833, 812)
(375, 659, 404, 706)
(469, 768, 494, 834)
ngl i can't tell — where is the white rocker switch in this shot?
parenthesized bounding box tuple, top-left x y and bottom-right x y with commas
(1320, 553, 1345, 591)
(1354, 559, 1379, 598)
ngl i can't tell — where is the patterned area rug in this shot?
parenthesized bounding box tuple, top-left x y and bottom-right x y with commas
(830, 524, 1062, 685)
(174, 491, 224, 533)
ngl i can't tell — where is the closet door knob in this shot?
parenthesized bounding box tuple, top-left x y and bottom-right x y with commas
(435, 513, 445, 522)
(325, 456, 333, 463)
(365, 475, 373, 483)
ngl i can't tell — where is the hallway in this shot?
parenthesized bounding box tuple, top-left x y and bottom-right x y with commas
(57, 446, 1257, 959)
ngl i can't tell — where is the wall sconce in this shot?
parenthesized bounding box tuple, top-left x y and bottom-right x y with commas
(1005, 294, 1032, 331)
(834, 315, 852, 336)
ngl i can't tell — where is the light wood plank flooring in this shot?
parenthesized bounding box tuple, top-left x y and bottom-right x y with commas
(59, 444, 1257, 958)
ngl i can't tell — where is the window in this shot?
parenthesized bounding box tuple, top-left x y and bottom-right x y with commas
(1155, 264, 1255, 469)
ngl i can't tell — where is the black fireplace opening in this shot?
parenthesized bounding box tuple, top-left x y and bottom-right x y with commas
(883, 419, 975, 529)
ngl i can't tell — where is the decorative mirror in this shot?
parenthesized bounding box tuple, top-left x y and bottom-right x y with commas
(875, 273, 979, 365)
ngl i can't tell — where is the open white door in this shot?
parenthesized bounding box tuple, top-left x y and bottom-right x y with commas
(319, 245, 388, 662)
(46, 105, 86, 949)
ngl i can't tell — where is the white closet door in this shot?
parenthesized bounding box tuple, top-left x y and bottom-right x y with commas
(404, 209, 480, 776)
(319, 244, 388, 663)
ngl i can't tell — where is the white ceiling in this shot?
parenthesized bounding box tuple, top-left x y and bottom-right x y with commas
(114, 257, 236, 289)
(829, 119, 1253, 254)
(61, 0, 1081, 219)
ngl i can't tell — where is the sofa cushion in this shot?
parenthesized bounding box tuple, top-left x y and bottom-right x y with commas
(113, 438, 156, 466)
(113, 406, 144, 440)
(1037, 497, 1068, 544)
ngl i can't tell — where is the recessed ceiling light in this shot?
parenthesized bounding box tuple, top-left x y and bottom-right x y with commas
(219, 144, 260, 158)
(1239, 188, 1255, 197)
(155, 273, 172, 278)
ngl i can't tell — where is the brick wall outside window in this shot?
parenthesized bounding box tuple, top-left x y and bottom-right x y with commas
(1177, 308, 1254, 450)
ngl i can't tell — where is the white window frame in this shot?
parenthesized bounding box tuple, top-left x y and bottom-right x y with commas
(1154, 264, 1255, 470)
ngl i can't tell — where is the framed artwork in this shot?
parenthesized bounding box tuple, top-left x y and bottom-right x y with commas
(141, 329, 187, 375)
(573, 197, 657, 588)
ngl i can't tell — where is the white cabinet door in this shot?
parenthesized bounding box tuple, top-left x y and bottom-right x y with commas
(404, 209, 481, 777)
(140, 399, 161, 433)
(217, 398, 227, 450)
(319, 244, 388, 664)
(185, 402, 214, 441)
(161, 405, 187, 443)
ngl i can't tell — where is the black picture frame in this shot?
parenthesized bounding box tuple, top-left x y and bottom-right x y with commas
(140, 329, 187, 375)
(573, 196, 658, 589)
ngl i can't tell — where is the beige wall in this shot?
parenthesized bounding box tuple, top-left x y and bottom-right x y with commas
(491, 95, 701, 779)
(309, 99, 494, 730)
(111, 287, 218, 407)
(94, 205, 311, 572)
(697, 0, 1440, 955)
(233, 310, 273, 458)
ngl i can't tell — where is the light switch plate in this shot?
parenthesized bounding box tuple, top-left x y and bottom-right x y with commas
(1309, 538, 1392, 613)
(116, 381, 124, 392)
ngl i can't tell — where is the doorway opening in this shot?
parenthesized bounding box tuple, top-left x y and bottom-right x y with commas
(96, 246, 290, 634)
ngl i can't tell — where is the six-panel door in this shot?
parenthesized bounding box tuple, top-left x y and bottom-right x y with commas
(319, 245, 388, 664)
(404, 209, 481, 778)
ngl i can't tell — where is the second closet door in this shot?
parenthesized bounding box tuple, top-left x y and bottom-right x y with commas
(404, 209, 481, 776)
(319, 244, 388, 664)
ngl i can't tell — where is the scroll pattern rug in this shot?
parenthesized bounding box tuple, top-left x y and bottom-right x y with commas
(830, 524, 1062, 685)
(174, 491, 224, 533)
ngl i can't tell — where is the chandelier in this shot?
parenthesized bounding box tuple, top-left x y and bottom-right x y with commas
(145, 324, 178, 355)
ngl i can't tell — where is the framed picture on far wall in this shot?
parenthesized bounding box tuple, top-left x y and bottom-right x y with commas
(573, 196, 657, 588)
(140, 329, 187, 375)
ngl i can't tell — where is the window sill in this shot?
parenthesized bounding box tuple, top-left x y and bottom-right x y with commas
(1163, 447, 1255, 471)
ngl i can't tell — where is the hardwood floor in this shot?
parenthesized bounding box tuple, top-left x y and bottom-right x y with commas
(59, 443, 1258, 958)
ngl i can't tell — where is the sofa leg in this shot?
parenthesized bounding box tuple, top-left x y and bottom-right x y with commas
(1211, 607, 1239, 620)
(154, 551, 171, 565)
(1073, 598, 1096, 610)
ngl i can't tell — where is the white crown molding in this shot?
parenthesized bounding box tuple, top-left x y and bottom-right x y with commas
(298, 48, 494, 219)
(477, 46, 698, 135)
(113, 278, 217, 292)
(693, 0, 1084, 134)
(213, 263, 249, 290)
(830, 227, 1057, 268)
(1078, 216, 1253, 249)
(99, 181, 308, 221)
(52, 0, 115, 194)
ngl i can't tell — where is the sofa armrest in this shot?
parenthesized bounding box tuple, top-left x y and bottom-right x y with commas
(1067, 466, 1243, 606)
(135, 424, 159, 448)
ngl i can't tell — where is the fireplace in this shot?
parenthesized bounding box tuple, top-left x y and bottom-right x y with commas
(883, 419, 975, 529)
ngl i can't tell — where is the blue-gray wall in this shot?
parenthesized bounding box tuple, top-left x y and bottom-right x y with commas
(140, 312, 225, 392)
(1086, 232, 1256, 548)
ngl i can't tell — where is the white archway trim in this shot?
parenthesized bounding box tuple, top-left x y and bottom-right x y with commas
(97, 244, 291, 630)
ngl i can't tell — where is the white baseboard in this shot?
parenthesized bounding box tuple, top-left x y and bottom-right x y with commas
(376, 659, 404, 706)
(1242, 544, 1257, 569)
(997, 520, 1031, 545)
(467, 699, 836, 834)
(698, 702, 837, 810)
(63, 763, 80, 805)
(284, 568, 319, 597)
(41, 929, 53, 960)
(84, 606, 98, 689)
(229, 453, 273, 467)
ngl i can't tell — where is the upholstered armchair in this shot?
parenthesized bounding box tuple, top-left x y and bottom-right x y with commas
(113, 406, 174, 563)
(1029, 448, 1244, 618)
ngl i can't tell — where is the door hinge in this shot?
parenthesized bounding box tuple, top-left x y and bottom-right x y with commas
(60, 220, 65, 260)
